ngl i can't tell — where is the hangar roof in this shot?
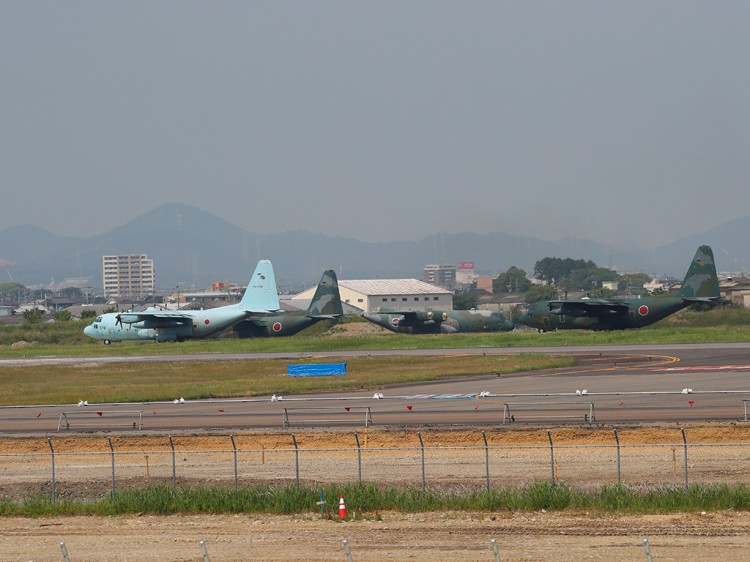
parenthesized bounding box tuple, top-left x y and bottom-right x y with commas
(339, 279, 451, 296)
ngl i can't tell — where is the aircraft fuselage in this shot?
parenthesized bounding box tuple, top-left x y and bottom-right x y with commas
(518, 296, 689, 331)
(83, 306, 247, 343)
(233, 312, 318, 338)
(363, 309, 515, 334)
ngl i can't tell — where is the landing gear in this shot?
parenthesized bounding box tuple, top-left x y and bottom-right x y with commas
(103, 339, 111, 345)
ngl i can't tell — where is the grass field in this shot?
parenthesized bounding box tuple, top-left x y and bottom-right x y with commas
(0, 353, 572, 405)
(4, 481, 750, 517)
(1, 308, 749, 405)
(2, 308, 750, 359)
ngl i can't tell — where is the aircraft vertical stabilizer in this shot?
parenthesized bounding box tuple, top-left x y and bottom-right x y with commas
(679, 245, 720, 301)
(240, 259, 280, 312)
(307, 270, 343, 318)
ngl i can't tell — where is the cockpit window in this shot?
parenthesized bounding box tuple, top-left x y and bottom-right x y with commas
(95, 316, 102, 322)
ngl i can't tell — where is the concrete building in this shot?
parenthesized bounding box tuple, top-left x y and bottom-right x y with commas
(423, 264, 456, 289)
(293, 279, 453, 314)
(720, 278, 750, 308)
(476, 275, 495, 294)
(102, 254, 155, 299)
(455, 261, 476, 286)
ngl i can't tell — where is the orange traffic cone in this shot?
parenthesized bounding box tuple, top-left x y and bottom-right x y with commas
(338, 494, 347, 519)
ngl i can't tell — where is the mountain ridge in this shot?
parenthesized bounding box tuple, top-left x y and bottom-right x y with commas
(1, 203, 746, 289)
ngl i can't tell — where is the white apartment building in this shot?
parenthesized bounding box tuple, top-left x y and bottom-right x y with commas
(102, 254, 155, 299)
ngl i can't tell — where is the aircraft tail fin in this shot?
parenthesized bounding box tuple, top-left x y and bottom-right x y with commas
(679, 245, 721, 301)
(307, 270, 344, 318)
(240, 259, 281, 312)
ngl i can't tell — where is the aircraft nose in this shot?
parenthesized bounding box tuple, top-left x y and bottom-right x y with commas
(83, 325, 94, 337)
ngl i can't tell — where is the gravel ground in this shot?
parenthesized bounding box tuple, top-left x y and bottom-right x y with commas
(2, 511, 750, 561)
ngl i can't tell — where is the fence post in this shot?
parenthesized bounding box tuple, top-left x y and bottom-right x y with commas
(169, 436, 177, 493)
(199, 539, 210, 562)
(60, 541, 70, 562)
(108, 437, 116, 499)
(230, 435, 238, 493)
(614, 429, 621, 485)
(342, 538, 354, 562)
(547, 431, 555, 487)
(417, 432, 426, 492)
(482, 431, 490, 493)
(354, 433, 362, 484)
(490, 538, 501, 562)
(47, 437, 56, 504)
(681, 427, 689, 489)
(291, 434, 300, 489)
(643, 537, 653, 562)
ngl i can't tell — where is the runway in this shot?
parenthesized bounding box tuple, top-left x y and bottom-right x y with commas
(2, 342, 750, 433)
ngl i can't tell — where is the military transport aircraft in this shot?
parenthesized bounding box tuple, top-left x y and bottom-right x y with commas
(517, 245, 721, 331)
(362, 308, 515, 334)
(83, 259, 280, 344)
(233, 269, 344, 337)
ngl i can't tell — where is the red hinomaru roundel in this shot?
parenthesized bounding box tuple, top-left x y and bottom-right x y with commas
(204, 319, 210, 325)
(272, 322, 283, 332)
(638, 305, 649, 316)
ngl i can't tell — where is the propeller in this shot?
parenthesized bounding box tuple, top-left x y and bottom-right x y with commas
(115, 314, 122, 327)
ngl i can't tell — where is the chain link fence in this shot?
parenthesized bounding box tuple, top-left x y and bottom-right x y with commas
(2, 430, 750, 502)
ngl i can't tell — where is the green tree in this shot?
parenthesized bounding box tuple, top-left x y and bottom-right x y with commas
(524, 284, 557, 305)
(22, 308, 43, 324)
(80, 309, 98, 320)
(59, 287, 83, 298)
(453, 293, 478, 310)
(584, 287, 616, 299)
(533, 257, 595, 285)
(0, 282, 28, 303)
(618, 272, 651, 293)
(565, 267, 618, 292)
(533, 256, 619, 292)
(493, 266, 531, 293)
(52, 310, 73, 322)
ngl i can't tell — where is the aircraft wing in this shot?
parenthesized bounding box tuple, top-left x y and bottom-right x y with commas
(548, 300, 629, 317)
(115, 310, 194, 327)
(383, 310, 448, 323)
(386, 311, 419, 319)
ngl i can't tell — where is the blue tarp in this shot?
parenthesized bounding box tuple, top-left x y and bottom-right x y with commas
(287, 362, 347, 377)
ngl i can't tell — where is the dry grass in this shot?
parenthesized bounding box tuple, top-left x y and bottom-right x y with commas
(0, 353, 571, 406)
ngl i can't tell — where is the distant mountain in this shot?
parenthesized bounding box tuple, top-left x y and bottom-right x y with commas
(648, 217, 750, 276)
(0, 203, 746, 290)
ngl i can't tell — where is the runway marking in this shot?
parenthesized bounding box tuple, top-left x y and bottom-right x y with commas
(653, 364, 750, 372)
(521, 354, 680, 378)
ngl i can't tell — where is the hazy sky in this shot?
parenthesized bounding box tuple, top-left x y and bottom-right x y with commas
(2, 2, 749, 247)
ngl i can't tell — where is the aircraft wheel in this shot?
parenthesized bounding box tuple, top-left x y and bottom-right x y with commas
(103, 339, 111, 345)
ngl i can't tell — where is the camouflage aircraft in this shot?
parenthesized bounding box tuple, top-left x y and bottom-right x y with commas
(517, 245, 721, 331)
(233, 269, 343, 337)
(362, 308, 515, 334)
(83, 260, 280, 343)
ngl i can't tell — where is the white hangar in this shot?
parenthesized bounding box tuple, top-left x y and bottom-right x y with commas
(292, 279, 453, 314)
